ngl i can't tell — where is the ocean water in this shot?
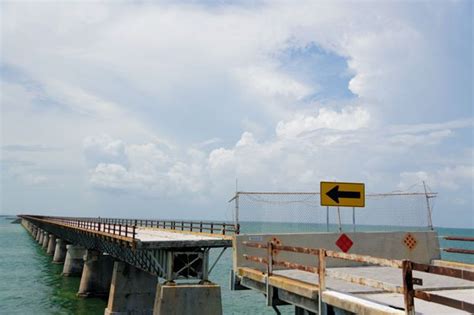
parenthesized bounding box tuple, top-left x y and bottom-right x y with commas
(0, 217, 472, 314)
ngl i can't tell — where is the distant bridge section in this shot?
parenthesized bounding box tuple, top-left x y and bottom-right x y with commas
(20, 214, 236, 314)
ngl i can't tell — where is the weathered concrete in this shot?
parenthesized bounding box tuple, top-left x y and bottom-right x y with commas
(62, 245, 86, 276)
(42, 231, 49, 249)
(53, 239, 67, 263)
(36, 229, 42, 243)
(105, 261, 157, 315)
(235, 231, 440, 271)
(153, 283, 223, 315)
(47, 234, 56, 255)
(77, 250, 114, 298)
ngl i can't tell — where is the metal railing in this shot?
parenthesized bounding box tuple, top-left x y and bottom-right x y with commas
(441, 236, 474, 255)
(21, 215, 138, 240)
(20, 215, 239, 240)
(242, 240, 474, 314)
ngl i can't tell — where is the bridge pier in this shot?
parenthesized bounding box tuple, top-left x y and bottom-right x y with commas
(47, 234, 56, 255)
(105, 261, 157, 315)
(37, 229, 43, 243)
(63, 244, 86, 276)
(153, 283, 223, 315)
(42, 231, 49, 249)
(78, 250, 114, 298)
(53, 239, 67, 263)
(36, 228, 42, 243)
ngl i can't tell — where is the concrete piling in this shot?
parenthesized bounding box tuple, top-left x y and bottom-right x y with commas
(77, 250, 114, 298)
(47, 234, 56, 255)
(53, 239, 67, 263)
(153, 283, 223, 315)
(36, 229, 42, 243)
(42, 231, 49, 249)
(105, 261, 158, 315)
(63, 245, 86, 276)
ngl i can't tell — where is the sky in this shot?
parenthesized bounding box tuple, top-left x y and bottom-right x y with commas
(0, 1, 472, 228)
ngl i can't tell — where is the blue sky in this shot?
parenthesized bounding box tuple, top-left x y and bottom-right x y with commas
(0, 1, 472, 228)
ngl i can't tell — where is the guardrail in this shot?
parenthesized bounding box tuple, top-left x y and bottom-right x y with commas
(242, 240, 474, 314)
(441, 236, 474, 255)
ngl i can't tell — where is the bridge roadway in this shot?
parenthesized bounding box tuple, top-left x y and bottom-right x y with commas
(20, 214, 235, 315)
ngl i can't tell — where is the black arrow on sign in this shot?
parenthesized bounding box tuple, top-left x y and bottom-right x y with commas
(326, 185, 361, 203)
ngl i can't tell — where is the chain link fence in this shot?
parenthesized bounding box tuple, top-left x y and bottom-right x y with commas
(229, 185, 436, 234)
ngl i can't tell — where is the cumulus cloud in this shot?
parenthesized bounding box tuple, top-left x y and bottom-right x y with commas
(276, 106, 370, 138)
(1, 1, 472, 226)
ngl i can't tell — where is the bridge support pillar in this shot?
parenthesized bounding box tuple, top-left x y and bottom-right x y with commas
(62, 245, 86, 276)
(78, 250, 114, 298)
(42, 231, 49, 249)
(153, 283, 223, 315)
(47, 234, 56, 255)
(53, 239, 67, 263)
(37, 229, 43, 243)
(105, 261, 157, 315)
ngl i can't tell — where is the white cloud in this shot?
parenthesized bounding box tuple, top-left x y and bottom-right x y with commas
(276, 106, 370, 138)
(399, 166, 474, 191)
(1, 1, 472, 226)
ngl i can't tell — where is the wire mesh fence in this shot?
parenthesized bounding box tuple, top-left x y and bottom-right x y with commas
(230, 187, 436, 234)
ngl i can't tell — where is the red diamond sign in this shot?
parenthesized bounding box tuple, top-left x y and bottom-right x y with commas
(336, 233, 353, 253)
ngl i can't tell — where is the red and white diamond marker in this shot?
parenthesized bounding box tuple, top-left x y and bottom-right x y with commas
(336, 233, 353, 253)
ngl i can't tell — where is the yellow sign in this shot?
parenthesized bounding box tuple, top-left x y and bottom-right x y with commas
(320, 181, 365, 207)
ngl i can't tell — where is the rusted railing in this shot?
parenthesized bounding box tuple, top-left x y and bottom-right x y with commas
(24, 215, 138, 240)
(243, 241, 326, 313)
(403, 261, 474, 314)
(442, 235, 474, 255)
(242, 240, 474, 315)
(22, 215, 238, 240)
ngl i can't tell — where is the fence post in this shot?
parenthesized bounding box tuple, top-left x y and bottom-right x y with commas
(402, 260, 415, 315)
(318, 249, 326, 315)
(266, 241, 274, 306)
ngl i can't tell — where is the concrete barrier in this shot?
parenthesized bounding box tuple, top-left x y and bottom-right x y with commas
(234, 231, 441, 271)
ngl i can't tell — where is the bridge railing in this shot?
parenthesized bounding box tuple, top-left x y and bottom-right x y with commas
(37, 216, 138, 240)
(241, 241, 474, 315)
(25, 215, 239, 238)
(441, 235, 474, 255)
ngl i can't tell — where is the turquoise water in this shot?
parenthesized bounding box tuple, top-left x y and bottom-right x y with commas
(0, 217, 472, 314)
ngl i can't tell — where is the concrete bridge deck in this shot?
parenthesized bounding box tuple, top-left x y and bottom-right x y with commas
(237, 266, 474, 314)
